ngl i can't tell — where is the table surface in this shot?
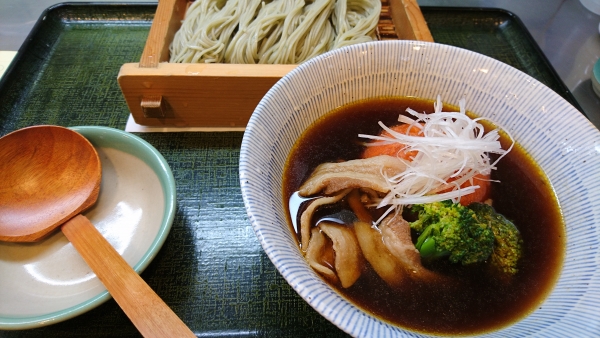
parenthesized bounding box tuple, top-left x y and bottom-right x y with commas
(0, 1, 598, 337)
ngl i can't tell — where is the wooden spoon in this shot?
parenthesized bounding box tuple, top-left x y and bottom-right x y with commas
(0, 125, 194, 337)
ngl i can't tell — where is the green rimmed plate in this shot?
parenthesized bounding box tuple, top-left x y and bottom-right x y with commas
(0, 126, 176, 330)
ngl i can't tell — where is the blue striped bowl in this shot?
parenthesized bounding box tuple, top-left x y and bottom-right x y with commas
(239, 41, 600, 337)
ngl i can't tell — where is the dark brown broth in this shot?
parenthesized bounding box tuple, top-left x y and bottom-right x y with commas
(283, 97, 565, 336)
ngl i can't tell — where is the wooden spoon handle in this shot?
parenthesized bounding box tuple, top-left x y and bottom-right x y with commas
(62, 215, 195, 338)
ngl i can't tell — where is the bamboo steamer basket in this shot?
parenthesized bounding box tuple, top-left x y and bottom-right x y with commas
(117, 0, 433, 127)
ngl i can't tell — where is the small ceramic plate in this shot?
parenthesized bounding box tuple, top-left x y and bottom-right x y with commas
(0, 126, 176, 330)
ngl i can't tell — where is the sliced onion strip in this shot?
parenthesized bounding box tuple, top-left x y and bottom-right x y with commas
(359, 95, 513, 223)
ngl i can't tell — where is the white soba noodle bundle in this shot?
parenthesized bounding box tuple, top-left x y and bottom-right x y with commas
(169, 0, 381, 64)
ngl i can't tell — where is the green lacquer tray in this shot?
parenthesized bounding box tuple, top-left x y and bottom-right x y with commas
(0, 4, 583, 337)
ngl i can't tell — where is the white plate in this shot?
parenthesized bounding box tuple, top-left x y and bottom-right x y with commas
(0, 126, 176, 329)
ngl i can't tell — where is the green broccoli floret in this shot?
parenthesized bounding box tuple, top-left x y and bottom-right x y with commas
(468, 203, 523, 275)
(410, 200, 495, 265)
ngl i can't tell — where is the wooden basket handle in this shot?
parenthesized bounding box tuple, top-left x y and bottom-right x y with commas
(139, 0, 188, 68)
(392, 0, 434, 42)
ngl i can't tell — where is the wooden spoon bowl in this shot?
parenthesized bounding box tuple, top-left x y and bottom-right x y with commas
(0, 125, 100, 241)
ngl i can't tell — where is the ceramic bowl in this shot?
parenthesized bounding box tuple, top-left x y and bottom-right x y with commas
(0, 126, 176, 329)
(239, 41, 600, 337)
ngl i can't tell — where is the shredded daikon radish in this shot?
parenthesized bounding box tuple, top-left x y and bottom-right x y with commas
(359, 96, 514, 219)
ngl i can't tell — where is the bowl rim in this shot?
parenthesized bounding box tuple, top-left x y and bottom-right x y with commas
(240, 40, 600, 337)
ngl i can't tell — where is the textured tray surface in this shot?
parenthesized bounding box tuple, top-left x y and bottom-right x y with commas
(0, 4, 582, 337)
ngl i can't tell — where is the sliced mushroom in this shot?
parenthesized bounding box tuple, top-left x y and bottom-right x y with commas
(305, 227, 339, 285)
(354, 220, 406, 288)
(300, 188, 351, 251)
(319, 222, 364, 288)
(379, 215, 441, 281)
(355, 214, 445, 287)
(298, 155, 407, 196)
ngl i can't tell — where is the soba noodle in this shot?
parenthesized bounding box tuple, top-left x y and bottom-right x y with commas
(332, 0, 380, 48)
(169, 0, 381, 64)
